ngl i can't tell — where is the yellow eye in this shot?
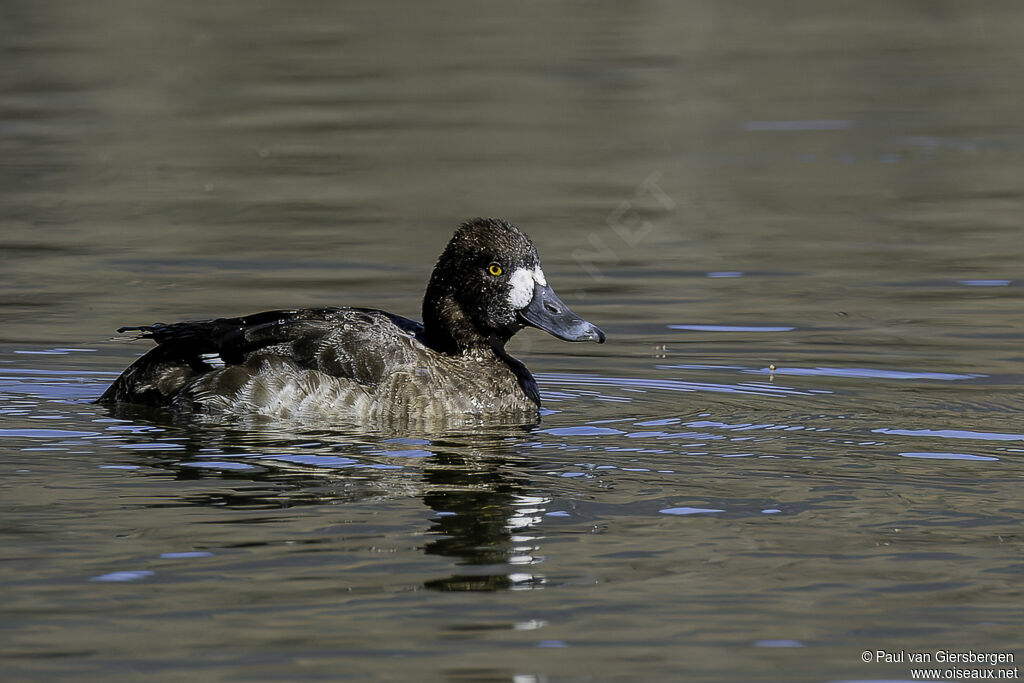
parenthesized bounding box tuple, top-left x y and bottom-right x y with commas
(488, 263, 503, 276)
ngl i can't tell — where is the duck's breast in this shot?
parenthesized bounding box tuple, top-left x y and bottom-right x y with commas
(177, 310, 536, 423)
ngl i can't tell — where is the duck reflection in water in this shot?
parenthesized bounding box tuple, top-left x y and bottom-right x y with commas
(106, 422, 555, 592)
(422, 444, 550, 592)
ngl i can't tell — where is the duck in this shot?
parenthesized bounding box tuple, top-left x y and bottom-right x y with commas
(98, 218, 605, 426)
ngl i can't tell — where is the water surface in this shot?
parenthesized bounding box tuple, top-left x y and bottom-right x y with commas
(2, 3, 1023, 681)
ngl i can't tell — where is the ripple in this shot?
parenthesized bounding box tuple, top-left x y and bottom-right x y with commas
(0, 428, 100, 438)
(90, 570, 154, 582)
(14, 349, 71, 355)
(116, 442, 185, 450)
(178, 461, 257, 471)
(375, 449, 433, 458)
(536, 373, 820, 398)
(659, 507, 725, 515)
(754, 639, 804, 648)
(874, 428, 1024, 442)
(0, 368, 114, 376)
(900, 452, 999, 462)
(743, 119, 852, 131)
(541, 426, 625, 436)
(538, 640, 568, 648)
(667, 324, 795, 332)
(958, 279, 1011, 287)
(765, 366, 982, 381)
(259, 454, 359, 467)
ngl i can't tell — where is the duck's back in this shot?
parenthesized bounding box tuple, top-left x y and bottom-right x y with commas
(100, 307, 538, 424)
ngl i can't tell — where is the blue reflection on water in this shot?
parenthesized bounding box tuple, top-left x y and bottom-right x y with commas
(958, 279, 1011, 287)
(541, 426, 625, 436)
(660, 507, 725, 515)
(90, 571, 155, 582)
(754, 639, 804, 648)
(0, 428, 100, 438)
(900, 452, 999, 462)
(875, 428, 1024, 442)
(764, 367, 982, 381)
(255, 454, 359, 467)
(660, 364, 983, 381)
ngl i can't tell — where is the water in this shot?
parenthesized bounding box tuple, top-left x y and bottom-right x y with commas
(2, 3, 1023, 681)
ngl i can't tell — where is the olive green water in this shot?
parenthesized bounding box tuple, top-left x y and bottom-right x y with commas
(2, 3, 1023, 681)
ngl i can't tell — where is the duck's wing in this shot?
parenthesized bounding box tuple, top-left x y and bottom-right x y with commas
(98, 307, 426, 406)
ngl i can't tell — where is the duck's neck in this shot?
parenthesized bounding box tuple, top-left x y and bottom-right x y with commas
(422, 293, 496, 356)
(422, 293, 540, 406)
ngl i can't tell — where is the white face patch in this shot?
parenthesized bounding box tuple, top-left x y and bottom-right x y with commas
(508, 266, 547, 309)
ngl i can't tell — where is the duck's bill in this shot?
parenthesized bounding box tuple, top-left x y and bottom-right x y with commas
(518, 283, 606, 343)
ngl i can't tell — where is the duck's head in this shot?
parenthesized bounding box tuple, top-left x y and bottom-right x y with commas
(423, 218, 606, 353)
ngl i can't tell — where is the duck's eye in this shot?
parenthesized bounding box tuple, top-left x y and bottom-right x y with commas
(488, 263, 503, 277)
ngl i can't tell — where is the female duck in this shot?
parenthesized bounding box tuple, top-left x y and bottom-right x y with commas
(99, 218, 605, 424)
